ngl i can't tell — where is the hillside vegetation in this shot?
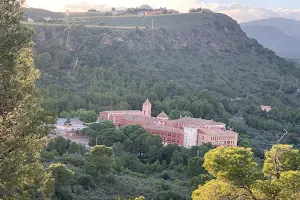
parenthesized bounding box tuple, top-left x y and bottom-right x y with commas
(13, 8, 300, 200)
(41, 123, 212, 200)
(33, 12, 300, 108)
(24, 8, 64, 19)
(32, 12, 300, 157)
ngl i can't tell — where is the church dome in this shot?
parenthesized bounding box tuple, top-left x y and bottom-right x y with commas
(157, 111, 169, 120)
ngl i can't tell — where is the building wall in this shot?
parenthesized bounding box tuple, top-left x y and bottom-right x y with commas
(146, 128, 184, 145)
(102, 113, 237, 147)
(142, 103, 151, 117)
(261, 106, 272, 112)
(197, 129, 238, 147)
(211, 125, 226, 129)
(145, 10, 163, 15)
(183, 127, 198, 148)
(205, 135, 237, 147)
(138, 12, 145, 17)
(99, 100, 238, 147)
(99, 111, 109, 120)
(65, 131, 87, 138)
(99, 111, 143, 126)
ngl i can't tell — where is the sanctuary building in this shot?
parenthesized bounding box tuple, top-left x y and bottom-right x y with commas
(99, 99, 238, 148)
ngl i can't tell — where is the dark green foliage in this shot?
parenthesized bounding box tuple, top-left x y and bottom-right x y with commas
(169, 110, 193, 120)
(189, 174, 214, 190)
(117, 152, 145, 173)
(77, 174, 95, 189)
(67, 142, 85, 154)
(41, 150, 58, 162)
(85, 145, 115, 177)
(45, 137, 86, 159)
(59, 153, 85, 168)
(229, 116, 247, 133)
(49, 163, 75, 186)
(188, 144, 214, 158)
(171, 150, 184, 165)
(0, 2, 54, 198)
(42, 124, 219, 199)
(78, 109, 98, 123)
(161, 144, 183, 164)
(60, 109, 98, 122)
(49, 163, 75, 200)
(48, 136, 71, 156)
(32, 15, 300, 122)
(32, 20, 300, 158)
(60, 110, 72, 118)
(84, 121, 126, 146)
(187, 157, 206, 177)
(27, 11, 300, 200)
(238, 134, 251, 148)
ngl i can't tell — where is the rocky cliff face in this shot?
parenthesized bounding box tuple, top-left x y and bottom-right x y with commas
(32, 13, 300, 107)
(34, 13, 251, 54)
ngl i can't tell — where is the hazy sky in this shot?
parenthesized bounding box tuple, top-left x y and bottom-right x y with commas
(26, 0, 300, 22)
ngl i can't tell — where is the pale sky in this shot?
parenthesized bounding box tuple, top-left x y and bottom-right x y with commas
(26, 0, 300, 22)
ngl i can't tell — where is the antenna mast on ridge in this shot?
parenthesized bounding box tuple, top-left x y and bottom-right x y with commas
(66, 10, 69, 25)
(152, 19, 154, 29)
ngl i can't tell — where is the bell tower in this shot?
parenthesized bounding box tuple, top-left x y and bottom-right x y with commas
(142, 99, 152, 117)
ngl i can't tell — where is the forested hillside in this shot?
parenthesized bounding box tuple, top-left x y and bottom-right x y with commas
(42, 123, 213, 199)
(34, 13, 300, 111)
(32, 12, 300, 157)
(4, 7, 300, 200)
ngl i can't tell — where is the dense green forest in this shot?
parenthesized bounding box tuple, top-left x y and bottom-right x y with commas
(42, 122, 214, 199)
(32, 12, 300, 158)
(193, 144, 300, 199)
(0, 1, 55, 199)
(43, 122, 300, 199)
(2, 3, 300, 199)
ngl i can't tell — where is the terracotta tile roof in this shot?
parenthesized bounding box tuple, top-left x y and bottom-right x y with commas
(122, 114, 157, 123)
(198, 127, 238, 136)
(101, 110, 142, 114)
(146, 125, 183, 134)
(157, 111, 168, 119)
(177, 117, 225, 126)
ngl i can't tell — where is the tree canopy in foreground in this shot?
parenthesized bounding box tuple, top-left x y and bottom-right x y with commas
(0, 1, 54, 199)
(192, 145, 300, 200)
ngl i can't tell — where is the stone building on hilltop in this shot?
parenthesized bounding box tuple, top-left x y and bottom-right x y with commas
(99, 99, 238, 148)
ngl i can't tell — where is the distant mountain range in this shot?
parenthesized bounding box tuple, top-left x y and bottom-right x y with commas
(241, 18, 300, 58)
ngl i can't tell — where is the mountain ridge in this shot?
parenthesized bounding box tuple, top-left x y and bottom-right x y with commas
(241, 18, 300, 58)
(30, 12, 300, 115)
(241, 17, 300, 40)
(241, 25, 300, 58)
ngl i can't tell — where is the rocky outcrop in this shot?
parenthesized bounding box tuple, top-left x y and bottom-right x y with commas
(33, 13, 252, 55)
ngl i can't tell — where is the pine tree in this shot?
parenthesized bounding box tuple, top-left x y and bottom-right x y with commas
(0, 1, 54, 199)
